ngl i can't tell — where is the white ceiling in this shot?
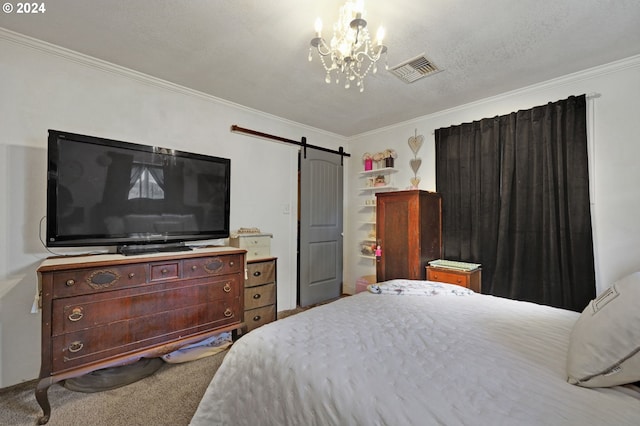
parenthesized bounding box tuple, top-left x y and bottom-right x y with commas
(1, 0, 639, 137)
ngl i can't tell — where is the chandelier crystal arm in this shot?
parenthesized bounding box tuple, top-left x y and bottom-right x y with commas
(310, 37, 333, 57)
(353, 44, 387, 62)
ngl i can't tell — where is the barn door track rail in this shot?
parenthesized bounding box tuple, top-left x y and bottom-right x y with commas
(230, 125, 350, 165)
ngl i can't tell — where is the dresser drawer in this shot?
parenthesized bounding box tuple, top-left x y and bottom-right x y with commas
(51, 297, 241, 372)
(245, 260, 276, 287)
(52, 264, 148, 298)
(428, 268, 469, 286)
(52, 276, 241, 336)
(183, 254, 244, 279)
(245, 305, 276, 332)
(426, 266, 482, 293)
(149, 261, 180, 281)
(230, 235, 271, 249)
(245, 246, 271, 260)
(244, 283, 276, 310)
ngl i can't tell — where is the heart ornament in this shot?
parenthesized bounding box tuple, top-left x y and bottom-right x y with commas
(410, 177, 421, 188)
(408, 134, 424, 154)
(410, 158, 422, 174)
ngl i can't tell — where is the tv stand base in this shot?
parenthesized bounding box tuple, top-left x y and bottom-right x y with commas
(117, 243, 193, 256)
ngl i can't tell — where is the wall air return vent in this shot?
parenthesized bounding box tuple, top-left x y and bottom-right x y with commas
(389, 54, 441, 83)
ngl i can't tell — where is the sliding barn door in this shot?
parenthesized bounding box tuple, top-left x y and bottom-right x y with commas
(298, 148, 343, 307)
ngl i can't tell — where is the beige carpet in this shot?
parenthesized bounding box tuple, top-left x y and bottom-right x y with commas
(0, 350, 226, 426)
(0, 307, 308, 426)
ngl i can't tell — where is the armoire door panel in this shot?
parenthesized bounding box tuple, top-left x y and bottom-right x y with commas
(376, 190, 442, 282)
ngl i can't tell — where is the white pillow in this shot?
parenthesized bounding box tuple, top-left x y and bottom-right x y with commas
(566, 271, 640, 387)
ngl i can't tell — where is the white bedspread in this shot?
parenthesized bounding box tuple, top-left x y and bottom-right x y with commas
(191, 286, 640, 425)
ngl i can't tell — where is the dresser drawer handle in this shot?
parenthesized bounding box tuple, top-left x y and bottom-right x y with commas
(253, 271, 261, 277)
(191, 265, 198, 271)
(128, 273, 135, 279)
(223, 308, 233, 318)
(432, 274, 439, 279)
(68, 341, 84, 353)
(223, 283, 231, 293)
(229, 261, 235, 267)
(457, 278, 462, 283)
(253, 293, 261, 299)
(65, 279, 75, 287)
(161, 269, 169, 274)
(68, 308, 84, 322)
(253, 315, 261, 322)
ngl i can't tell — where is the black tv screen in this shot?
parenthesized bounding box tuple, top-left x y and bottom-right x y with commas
(46, 130, 230, 253)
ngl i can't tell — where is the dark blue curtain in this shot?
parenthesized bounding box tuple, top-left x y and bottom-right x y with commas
(435, 95, 595, 311)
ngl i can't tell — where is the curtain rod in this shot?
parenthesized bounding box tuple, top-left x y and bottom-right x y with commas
(230, 125, 351, 161)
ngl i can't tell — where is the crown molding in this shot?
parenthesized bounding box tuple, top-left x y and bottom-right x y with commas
(353, 54, 640, 140)
(0, 28, 346, 142)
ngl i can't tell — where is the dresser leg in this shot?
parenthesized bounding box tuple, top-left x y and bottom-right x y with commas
(35, 378, 52, 425)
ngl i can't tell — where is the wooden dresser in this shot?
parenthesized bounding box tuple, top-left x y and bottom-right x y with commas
(426, 266, 482, 293)
(35, 247, 245, 425)
(244, 257, 277, 332)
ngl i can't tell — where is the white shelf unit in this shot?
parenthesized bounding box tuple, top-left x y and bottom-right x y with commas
(358, 167, 398, 192)
(359, 167, 397, 176)
(358, 167, 397, 263)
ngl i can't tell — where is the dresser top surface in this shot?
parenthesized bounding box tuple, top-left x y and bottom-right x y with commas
(38, 246, 246, 271)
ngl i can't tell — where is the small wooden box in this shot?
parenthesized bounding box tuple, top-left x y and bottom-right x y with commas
(229, 233, 272, 260)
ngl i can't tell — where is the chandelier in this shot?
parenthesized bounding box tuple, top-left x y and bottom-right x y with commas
(308, 0, 388, 92)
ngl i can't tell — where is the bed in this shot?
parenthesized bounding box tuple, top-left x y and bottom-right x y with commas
(191, 279, 640, 425)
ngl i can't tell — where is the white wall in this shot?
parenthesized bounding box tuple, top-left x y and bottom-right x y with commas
(0, 31, 345, 388)
(344, 55, 640, 297)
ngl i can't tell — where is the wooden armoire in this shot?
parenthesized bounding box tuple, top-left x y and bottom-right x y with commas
(375, 190, 442, 282)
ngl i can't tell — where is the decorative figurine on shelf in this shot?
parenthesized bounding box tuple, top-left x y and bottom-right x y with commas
(375, 245, 382, 261)
(374, 175, 387, 187)
(363, 152, 373, 171)
(372, 151, 385, 168)
(361, 243, 376, 256)
(383, 149, 397, 168)
(408, 128, 424, 188)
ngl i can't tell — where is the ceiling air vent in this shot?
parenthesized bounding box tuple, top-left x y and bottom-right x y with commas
(389, 54, 441, 83)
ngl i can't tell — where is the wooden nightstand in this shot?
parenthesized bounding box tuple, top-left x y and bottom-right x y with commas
(426, 266, 482, 293)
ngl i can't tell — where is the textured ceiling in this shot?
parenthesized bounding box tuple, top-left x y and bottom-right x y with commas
(1, 0, 639, 136)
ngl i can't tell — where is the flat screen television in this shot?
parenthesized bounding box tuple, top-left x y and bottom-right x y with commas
(46, 130, 231, 255)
